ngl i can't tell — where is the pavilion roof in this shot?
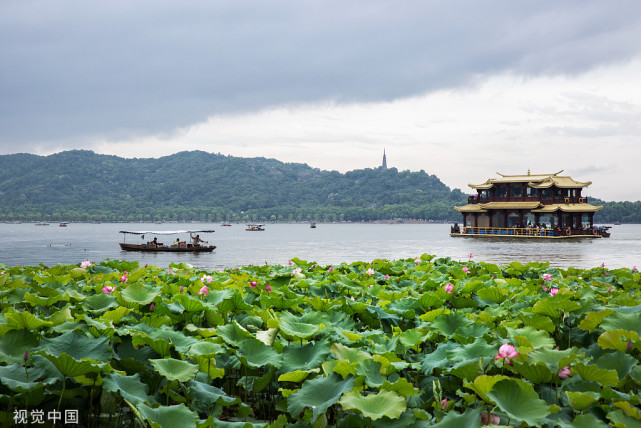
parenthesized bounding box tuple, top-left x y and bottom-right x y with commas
(531, 203, 603, 213)
(469, 170, 592, 190)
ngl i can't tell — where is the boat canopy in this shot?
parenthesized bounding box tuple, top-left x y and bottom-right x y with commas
(119, 230, 215, 235)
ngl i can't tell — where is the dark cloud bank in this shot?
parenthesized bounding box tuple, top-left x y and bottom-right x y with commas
(1, 0, 640, 152)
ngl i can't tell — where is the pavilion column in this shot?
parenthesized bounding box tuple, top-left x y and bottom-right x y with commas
(503, 210, 507, 228)
(473, 213, 478, 228)
(489, 212, 493, 227)
(518, 211, 524, 227)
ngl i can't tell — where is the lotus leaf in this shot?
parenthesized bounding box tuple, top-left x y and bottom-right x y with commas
(136, 403, 199, 428)
(237, 338, 281, 368)
(6, 311, 52, 330)
(430, 408, 482, 428)
(607, 410, 641, 428)
(83, 293, 119, 313)
(572, 362, 619, 386)
(150, 358, 199, 382)
(187, 380, 240, 410)
(339, 389, 406, 421)
(486, 378, 550, 426)
(37, 331, 113, 361)
(103, 373, 155, 405)
(120, 283, 160, 305)
(288, 373, 355, 420)
(0, 330, 38, 364)
(217, 322, 255, 347)
(565, 390, 600, 411)
(464, 375, 509, 403)
(281, 340, 331, 372)
(38, 352, 105, 377)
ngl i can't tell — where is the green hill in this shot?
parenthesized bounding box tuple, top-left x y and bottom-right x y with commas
(0, 150, 468, 222)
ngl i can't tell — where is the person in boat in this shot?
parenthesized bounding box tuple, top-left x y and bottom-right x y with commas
(190, 233, 208, 246)
(171, 238, 180, 247)
(152, 237, 159, 247)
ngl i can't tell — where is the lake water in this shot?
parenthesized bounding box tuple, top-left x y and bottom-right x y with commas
(1, 222, 639, 271)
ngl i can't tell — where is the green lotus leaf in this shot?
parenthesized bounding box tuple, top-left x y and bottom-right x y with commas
(528, 347, 578, 367)
(355, 359, 386, 387)
(256, 327, 279, 346)
(506, 326, 555, 349)
(565, 391, 600, 411)
(0, 364, 47, 392)
(120, 283, 160, 305)
(418, 293, 444, 309)
(464, 375, 509, 403)
(531, 299, 563, 320)
(150, 326, 199, 353)
(601, 312, 641, 335)
(399, 329, 425, 347)
(37, 331, 113, 362)
(49, 307, 74, 326)
(187, 380, 240, 410)
(559, 413, 610, 428)
(6, 311, 52, 330)
(237, 338, 282, 368)
(520, 314, 556, 333)
(281, 340, 331, 372)
(24, 291, 66, 307)
(477, 286, 506, 304)
(598, 329, 639, 352)
(447, 361, 483, 381)
(132, 333, 172, 357)
(511, 361, 554, 384)
(339, 389, 406, 421)
(216, 322, 255, 347)
(150, 358, 199, 382)
(279, 318, 320, 339)
(630, 365, 641, 384)
(613, 400, 641, 420)
(288, 373, 355, 420)
(278, 370, 315, 383)
(0, 330, 38, 364)
(445, 338, 496, 368)
(83, 293, 119, 313)
(379, 377, 419, 397)
(103, 372, 155, 405)
(422, 342, 458, 375)
(218, 291, 253, 313)
(331, 343, 372, 364)
(100, 306, 131, 324)
(430, 312, 474, 337)
(607, 410, 641, 428)
(596, 351, 637, 379)
(193, 355, 225, 380)
(486, 379, 550, 426)
(578, 310, 614, 332)
(38, 352, 105, 377)
(171, 294, 205, 312)
(187, 341, 224, 358)
(418, 308, 450, 322)
(572, 362, 619, 386)
(136, 403, 199, 428)
(430, 408, 482, 428)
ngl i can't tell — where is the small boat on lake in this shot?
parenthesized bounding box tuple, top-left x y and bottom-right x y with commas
(59, 222, 69, 227)
(310, 222, 317, 228)
(246, 224, 265, 231)
(451, 170, 610, 239)
(119, 230, 216, 252)
(221, 223, 232, 227)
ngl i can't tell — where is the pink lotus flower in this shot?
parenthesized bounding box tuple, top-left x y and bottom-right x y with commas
(627, 340, 633, 351)
(365, 268, 375, 275)
(80, 259, 92, 268)
(601, 263, 605, 268)
(607, 286, 612, 292)
(414, 258, 422, 264)
(350, 296, 355, 301)
(542, 274, 553, 281)
(543, 286, 549, 292)
(633, 266, 638, 271)
(444, 283, 454, 294)
(468, 253, 473, 259)
(328, 266, 334, 272)
(462, 267, 469, 273)
(150, 303, 155, 311)
(558, 366, 571, 378)
(201, 274, 213, 283)
(549, 288, 559, 296)
(120, 271, 128, 282)
(250, 281, 257, 288)
(179, 286, 184, 292)
(266, 284, 272, 292)
(481, 412, 500, 426)
(102, 285, 116, 294)
(495, 343, 519, 364)
(23, 351, 29, 362)
(168, 269, 172, 274)
(288, 260, 293, 265)
(196, 285, 209, 295)
(440, 398, 448, 410)
(384, 274, 389, 280)
(292, 267, 302, 275)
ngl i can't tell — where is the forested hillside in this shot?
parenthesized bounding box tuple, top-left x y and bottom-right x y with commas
(0, 150, 468, 222)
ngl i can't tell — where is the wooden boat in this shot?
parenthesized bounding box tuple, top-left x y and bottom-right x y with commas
(119, 230, 216, 252)
(59, 222, 69, 227)
(221, 223, 232, 227)
(451, 171, 609, 239)
(246, 224, 265, 231)
(310, 222, 317, 228)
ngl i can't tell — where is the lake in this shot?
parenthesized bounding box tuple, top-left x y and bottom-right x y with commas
(1, 222, 638, 271)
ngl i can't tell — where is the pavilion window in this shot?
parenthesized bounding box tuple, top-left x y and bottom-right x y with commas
(526, 186, 538, 197)
(510, 185, 522, 198)
(507, 213, 520, 227)
(495, 186, 507, 198)
(541, 188, 552, 200)
(479, 190, 490, 201)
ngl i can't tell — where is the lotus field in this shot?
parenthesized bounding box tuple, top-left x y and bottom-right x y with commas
(1, 256, 641, 427)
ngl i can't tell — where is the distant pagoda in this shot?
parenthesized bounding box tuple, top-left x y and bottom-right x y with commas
(381, 149, 388, 170)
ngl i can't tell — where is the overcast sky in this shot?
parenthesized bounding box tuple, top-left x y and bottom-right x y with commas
(1, 1, 640, 201)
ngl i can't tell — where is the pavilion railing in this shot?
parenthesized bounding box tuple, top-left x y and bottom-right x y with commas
(452, 226, 601, 237)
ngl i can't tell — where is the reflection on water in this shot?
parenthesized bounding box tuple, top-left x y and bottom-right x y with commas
(0, 222, 638, 271)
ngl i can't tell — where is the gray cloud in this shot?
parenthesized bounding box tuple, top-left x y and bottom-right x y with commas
(1, 0, 641, 150)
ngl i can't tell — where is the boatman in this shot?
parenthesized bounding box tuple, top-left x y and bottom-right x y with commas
(190, 233, 208, 246)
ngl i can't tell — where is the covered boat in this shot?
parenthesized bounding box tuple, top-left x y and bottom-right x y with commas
(119, 230, 216, 252)
(451, 171, 609, 239)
